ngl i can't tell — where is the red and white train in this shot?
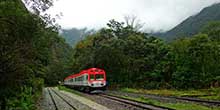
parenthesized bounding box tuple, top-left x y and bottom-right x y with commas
(64, 68, 107, 92)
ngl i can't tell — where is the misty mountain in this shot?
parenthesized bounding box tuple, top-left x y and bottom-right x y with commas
(60, 28, 95, 46)
(156, 3, 220, 41)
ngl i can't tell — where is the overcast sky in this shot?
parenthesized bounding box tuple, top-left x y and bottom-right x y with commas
(46, 0, 220, 32)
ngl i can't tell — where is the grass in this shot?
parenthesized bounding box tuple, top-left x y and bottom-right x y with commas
(57, 85, 83, 96)
(119, 95, 220, 110)
(121, 87, 220, 101)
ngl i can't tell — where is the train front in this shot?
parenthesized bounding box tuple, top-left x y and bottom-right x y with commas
(88, 68, 106, 91)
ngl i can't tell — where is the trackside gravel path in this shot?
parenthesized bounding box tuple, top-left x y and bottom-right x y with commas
(49, 88, 76, 110)
(39, 88, 56, 110)
(40, 87, 110, 110)
(59, 90, 110, 110)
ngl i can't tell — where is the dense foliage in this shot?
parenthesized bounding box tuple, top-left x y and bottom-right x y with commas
(1, 1, 220, 109)
(0, 0, 72, 109)
(72, 19, 220, 89)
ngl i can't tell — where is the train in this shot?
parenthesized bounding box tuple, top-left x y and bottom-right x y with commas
(64, 68, 107, 92)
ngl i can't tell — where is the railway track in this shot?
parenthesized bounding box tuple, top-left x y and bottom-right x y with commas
(173, 96, 220, 106)
(47, 88, 77, 110)
(99, 94, 175, 110)
(135, 92, 220, 106)
(45, 88, 219, 110)
(47, 88, 58, 110)
(107, 91, 220, 107)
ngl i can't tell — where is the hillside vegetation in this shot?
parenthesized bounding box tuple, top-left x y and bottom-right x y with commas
(72, 19, 220, 89)
(158, 3, 220, 41)
(61, 28, 95, 46)
(1, 1, 220, 109)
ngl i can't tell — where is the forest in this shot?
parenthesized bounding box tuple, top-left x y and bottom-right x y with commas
(71, 20, 220, 89)
(0, 0, 73, 109)
(0, 0, 220, 109)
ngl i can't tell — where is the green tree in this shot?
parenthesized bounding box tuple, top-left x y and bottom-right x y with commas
(171, 34, 220, 89)
(0, 0, 72, 109)
(201, 21, 220, 41)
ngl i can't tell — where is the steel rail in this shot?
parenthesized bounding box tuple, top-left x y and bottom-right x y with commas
(47, 88, 58, 110)
(99, 94, 175, 110)
(50, 88, 77, 110)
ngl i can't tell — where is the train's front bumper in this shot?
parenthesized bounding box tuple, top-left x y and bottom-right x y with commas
(89, 81, 106, 87)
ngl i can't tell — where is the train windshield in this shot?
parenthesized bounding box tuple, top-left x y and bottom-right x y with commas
(95, 74, 104, 80)
(90, 74, 95, 81)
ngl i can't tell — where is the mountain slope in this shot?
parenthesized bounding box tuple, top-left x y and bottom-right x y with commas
(158, 3, 220, 41)
(60, 28, 95, 46)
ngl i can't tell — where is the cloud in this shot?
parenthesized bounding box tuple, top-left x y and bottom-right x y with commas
(46, 0, 220, 32)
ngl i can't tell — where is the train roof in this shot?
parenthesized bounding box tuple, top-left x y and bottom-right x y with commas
(64, 68, 104, 80)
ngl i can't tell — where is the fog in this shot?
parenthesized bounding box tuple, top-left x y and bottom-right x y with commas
(46, 0, 220, 32)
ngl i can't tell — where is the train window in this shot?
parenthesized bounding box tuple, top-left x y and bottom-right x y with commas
(96, 74, 104, 80)
(85, 75, 88, 81)
(80, 76, 83, 81)
(90, 74, 95, 81)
